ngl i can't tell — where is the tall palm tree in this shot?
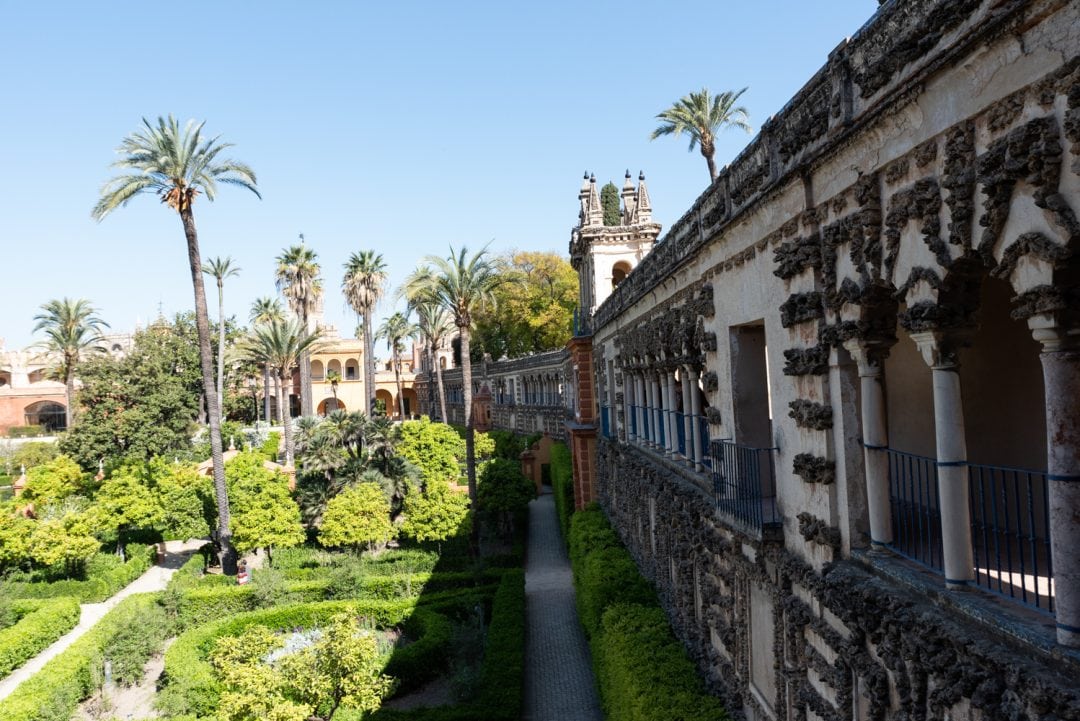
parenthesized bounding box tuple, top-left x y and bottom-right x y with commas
(342, 251, 388, 416)
(31, 298, 109, 429)
(376, 311, 418, 420)
(240, 317, 323, 465)
(275, 242, 322, 417)
(202, 256, 240, 419)
(650, 87, 752, 182)
(413, 299, 453, 422)
(92, 115, 259, 576)
(250, 297, 285, 422)
(402, 246, 501, 553)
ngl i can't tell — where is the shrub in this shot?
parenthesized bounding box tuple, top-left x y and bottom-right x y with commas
(0, 593, 160, 721)
(7, 426, 45, 439)
(550, 442, 574, 542)
(7, 544, 155, 603)
(567, 505, 620, 573)
(477, 460, 534, 515)
(10, 442, 59, 470)
(103, 599, 167, 684)
(487, 430, 526, 461)
(261, 431, 282, 461)
(575, 546, 655, 638)
(594, 604, 729, 721)
(320, 483, 395, 552)
(0, 597, 81, 679)
(383, 608, 453, 695)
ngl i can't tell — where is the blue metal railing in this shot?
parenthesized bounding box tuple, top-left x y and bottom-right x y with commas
(600, 406, 612, 439)
(629, 404, 638, 437)
(658, 409, 666, 447)
(675, 411, 686, 456)
(969, 463, 1053, 613)
(886, 448, 943, 572)
(698, 416, 712, 469)
(711, 439, 779, 532)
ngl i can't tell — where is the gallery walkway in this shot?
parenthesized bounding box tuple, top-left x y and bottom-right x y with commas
(523, 489, 604, 721)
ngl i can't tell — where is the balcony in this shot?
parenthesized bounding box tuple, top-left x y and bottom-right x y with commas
(711, 440, 780, 537)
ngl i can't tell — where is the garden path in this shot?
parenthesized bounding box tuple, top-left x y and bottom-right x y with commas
(0, 542, 201, 702)
(523, 489, 604, 721)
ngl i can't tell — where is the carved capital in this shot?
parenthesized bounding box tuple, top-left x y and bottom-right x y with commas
(910, 329, 973, 369)
(842, 338, 895, 376)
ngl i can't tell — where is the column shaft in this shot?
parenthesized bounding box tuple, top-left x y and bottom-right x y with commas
(690, 369, 704, 470)
(931, 366, 974, 588)
(859, 363, 893, 548)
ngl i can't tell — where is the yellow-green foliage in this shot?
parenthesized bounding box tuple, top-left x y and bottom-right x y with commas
(0, 598, 81, 679)
(398, 418, 465, 484)
(226, 452, 304, 556)
(21, 456, 89, 505)
(401, 479, 470, 544)
(550, 442, 574, 542)
(320, 484, 395, 551)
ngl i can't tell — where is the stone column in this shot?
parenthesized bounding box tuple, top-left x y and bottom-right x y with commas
(1033, 328, 1080, 647)
(624, 373, 635, 441)
(662, 370, 674, 457)
(912, 331, 974, 590)
(689, 368, 704, 470)
(681, 367, 694, 464)
(650, 372, 662, 448)
(643, 373, 655, 446)
(844, 340, 894, 550)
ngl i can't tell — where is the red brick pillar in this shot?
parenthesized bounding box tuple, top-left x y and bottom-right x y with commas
(565, 335, 599, 510)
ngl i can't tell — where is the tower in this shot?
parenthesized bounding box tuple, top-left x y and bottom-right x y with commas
(569, 170, 662, 329)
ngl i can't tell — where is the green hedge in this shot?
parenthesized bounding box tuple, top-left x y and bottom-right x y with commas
(550, 442, 574, 543)
(370, 569, 525, 721)
(595, 604, 728, 721)
(158, 595, 468, 718)
(175, 570, 503, 628)
(0, 593, 160, 721)
(0, 597, 81, 680)
(568, 507, 729, 721)
(7, 545, 156, 603)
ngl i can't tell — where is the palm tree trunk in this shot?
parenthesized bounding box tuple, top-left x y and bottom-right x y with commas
(703, 145, 718, 182)
(263, 365, 272, 422)
(180, 207, 237, 576)
(64, 361, 76, 431)
(394, 353, 405, 420)
(364, 313, 376, 415)
(279, 370, 294, 464)
(435, 356, 448, 424)
(217, 279, 226, 419)
(299, 308, 313, 417)
(460, 325, 479, 555)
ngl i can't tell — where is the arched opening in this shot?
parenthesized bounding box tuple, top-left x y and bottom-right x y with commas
(327, 359, 342, 378)
(375, 389, 394, 417)
(0, 372, 10, 387)
(26, 370, 46, 384)
(24, 401, 66, 432)
(311, 360, 325, 381)
(439, 356, 447, 369)
(345, 359, 360, 381)
(400, 388, 418, 419)
(612, 261, 632, 288)
(317, 398, 345, 415)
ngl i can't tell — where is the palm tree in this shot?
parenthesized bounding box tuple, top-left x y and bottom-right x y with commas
(202, 256, 240, 420)
(650, 87, 752, 182)
(92, 115, 259, 576)
(402, 246, 501, 553)
(376, 311, 418, 420)
(250, 297, 284, 422)
(31, 298, 109, 429)
(412, 299, 453, 422)
(342, 251, 388, 416)
(240, 317, 323, 465)
(275, 241, 322, 417)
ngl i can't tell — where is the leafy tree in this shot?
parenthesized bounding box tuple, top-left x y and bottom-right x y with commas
(240, 318, 323, 464)
(320, 483, 395, 552)
(398, 417, 465, 484)
(402, 246, 502, 555)
(342, 250, 388, 416)
(478, 458, 535, 538)
(29, 513, 100, 575)
(93, 115, 259, 576)
(401, 478, 470, 547)
(600, 181, 621, 226)
(59, 314, 203, 467)
(211, 625, 311, 721)
(471, 251, 577, 360)
(21, 455, 89, 505)
(0, 512, 34, 571)
(202, 256, 241, 423)
(151, 460, 215, 540)
(650, 87, 752, 181)
(11, 441, 59, 471)
(226, 452, 304, 565)
(375, 311, 418, 420)
(275, 242, 322, 417)
(31, 298, 109, 429)
(88, 468, 164, 556)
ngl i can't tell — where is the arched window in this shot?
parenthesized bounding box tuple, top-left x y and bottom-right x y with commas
(311, 360, 325, 380)
(24, 401, 66, 432)
(612, 261, 632, 288)
(345, 359, 359, 380)
(327, 359, 342, 377)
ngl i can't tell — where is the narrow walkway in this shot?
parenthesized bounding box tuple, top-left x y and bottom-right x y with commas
(0, 544, 199, 702)
(524, 489, 604, 721)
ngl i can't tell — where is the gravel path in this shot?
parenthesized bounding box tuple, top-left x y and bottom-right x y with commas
(523, 490, 604, 721)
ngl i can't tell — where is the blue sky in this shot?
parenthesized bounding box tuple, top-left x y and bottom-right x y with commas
(0, 1, 876, 350)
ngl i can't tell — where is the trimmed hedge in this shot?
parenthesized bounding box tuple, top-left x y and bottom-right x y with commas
(550, 442, 573, 543)
(158, 587, 498, 718)
(0, 593, 160, 721)
(7, 545, 156, 603)
(370, 569, 525, 721)
(568, 507, 730, 721)
(0, 597, 81, 679)
(175, 570, 504, 628)
(595, 604, 728, 721)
